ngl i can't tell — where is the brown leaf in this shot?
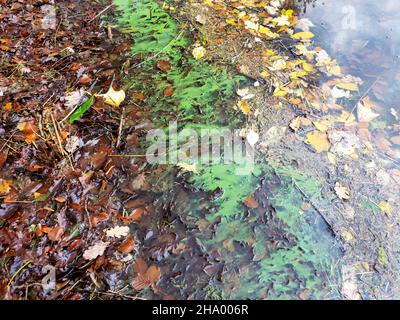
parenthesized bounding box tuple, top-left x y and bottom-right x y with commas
(146, 265, 161, 283)
(133, 91, 145, 101)
(134, 258, 148, 275)
(118, 236, 135, 254)
(243, 196, 259, 208)
(47, 226, 64, 241)
(163, 86, 175, 97)
(156, 60, 172, 72)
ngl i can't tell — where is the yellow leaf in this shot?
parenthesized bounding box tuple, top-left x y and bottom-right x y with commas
(326, 64, 342, 76)
(192, 46, 206, 59)
(273, 87, 288, 97)
(292, 31, 314, 40)
(258, 25, 279, 38)
(341, 229, 354, 242)
(237, 100, 251, 115)
(0, 179, 11, 194)
(289, 71, 308, 79)
(302, 62, 314, 72)
(379, 201, 393, 215)
(305, 131, 331, 153)
(336, 82, 359, 91)
(98, 87, 126, 107)
(313, 120, 330, 132)
(327, 152, 336, 165)
(225, 18, 237, 25)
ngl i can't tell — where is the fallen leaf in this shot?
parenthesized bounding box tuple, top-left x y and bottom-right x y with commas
(98, 87, 126, 107)
(305, 131, 331, 153)
(192, 46, 206, 59)
(334, 182, 350, 200)
(378, 201, 393, 216)
(47, 226, 64, 241)
(341, 229, 354, 242)
(146, 266, 161, 283)
(378, 247, 388, 265)
(246, 130, 259, 147)
(243, 196, 259, 209)
(0, 179, 11, 194)
(163, 86, 175, 97)
(106, 226, 130, 238)
(118, 236, 135, 254)
(292, 31, 314, 40)
(237, 100, 251, 115)
(83, 241, 109, 260)
(156, 60, 172, 72)
(357, 102, 379, 122)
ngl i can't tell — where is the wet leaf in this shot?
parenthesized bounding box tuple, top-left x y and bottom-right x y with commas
(305, 131, 331, 153)
(334, 182, 350, 200)
(378, 201, 393, 216)
(378, 247, 388, 266)
(292, 31, 314, 40)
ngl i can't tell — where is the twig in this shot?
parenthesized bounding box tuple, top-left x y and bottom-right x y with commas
(8, 260, 32, 287)
(88, 4, 114, 23)
(50, 112, 66, 155)
(116, 107, 125, 149)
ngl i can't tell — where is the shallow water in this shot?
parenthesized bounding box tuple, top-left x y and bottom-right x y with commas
(302, 0, 400, 124)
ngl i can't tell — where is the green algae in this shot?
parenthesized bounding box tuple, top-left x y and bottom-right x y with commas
(113, 0, 244, 125)
(111, 0, 339, 300)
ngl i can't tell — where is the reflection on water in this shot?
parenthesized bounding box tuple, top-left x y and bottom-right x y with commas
(301, 0, 400, 124)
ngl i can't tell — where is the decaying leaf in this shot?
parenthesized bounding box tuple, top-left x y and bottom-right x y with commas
(83, 241, 109, 260)
(334, 182, 350, 200)
(357, 102, 379, 122)
(105, 226, 130, 238)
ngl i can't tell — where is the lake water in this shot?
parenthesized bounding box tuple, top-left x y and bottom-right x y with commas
(301, 0, 400, 125)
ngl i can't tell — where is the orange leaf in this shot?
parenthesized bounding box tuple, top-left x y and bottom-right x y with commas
(146, 265, 161, 283)
(47, 226, 64, 241)
(118, 236, 135, 254)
